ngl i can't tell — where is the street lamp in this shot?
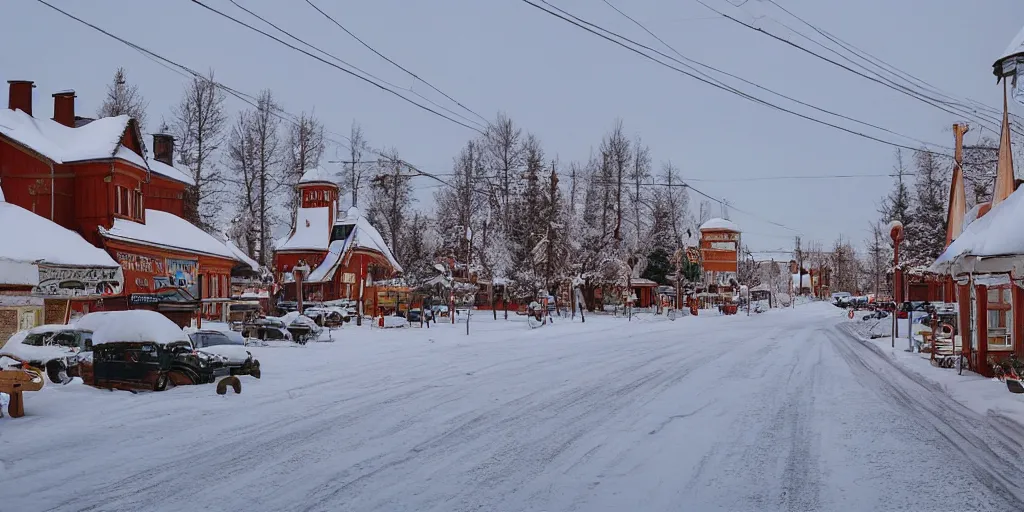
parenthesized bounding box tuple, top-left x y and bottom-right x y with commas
(889, 220, 904, 348)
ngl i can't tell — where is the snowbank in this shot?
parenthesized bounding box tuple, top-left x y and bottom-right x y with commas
(74, 310, 187, 346)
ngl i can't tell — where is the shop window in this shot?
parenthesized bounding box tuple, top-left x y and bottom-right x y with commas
(988, 286, 1013, 349)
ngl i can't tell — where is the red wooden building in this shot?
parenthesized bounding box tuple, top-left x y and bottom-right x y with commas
(0, 80, 244, 327)
(699, 218, 740, 287)
(274, 168, 402, 311)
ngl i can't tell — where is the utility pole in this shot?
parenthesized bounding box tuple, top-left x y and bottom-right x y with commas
(794, 236, 802, 308)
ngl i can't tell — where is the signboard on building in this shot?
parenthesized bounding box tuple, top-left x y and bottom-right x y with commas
(32, 265, 123, 298)
(702, 232, 739, 242)
(165, 258, 198, 288)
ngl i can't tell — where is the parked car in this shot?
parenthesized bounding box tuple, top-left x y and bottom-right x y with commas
(75, 310, 228, 391)
(188, 330, 261, 378)
(241, 317, 293, 342)
(0, 325, 93, 384)
(279, 312, 322, 344)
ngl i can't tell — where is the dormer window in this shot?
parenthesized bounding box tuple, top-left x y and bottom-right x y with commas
(114, 185, 143, 221)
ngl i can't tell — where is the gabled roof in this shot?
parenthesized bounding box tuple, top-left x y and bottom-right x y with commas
(275, 207, 331, 252)
(100, 209, 238, 260)
(0, 109, 147, 168)
(306, 207, 402, 282)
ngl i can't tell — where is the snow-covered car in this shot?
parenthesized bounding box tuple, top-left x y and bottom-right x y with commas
(75, 310, 228, 391)
(188, 330, 261, 378)
(241, 317, 293, 342)
(303, 306, 350, 327)
(0, 325, 93, 384)
(279, 312, 322, 344)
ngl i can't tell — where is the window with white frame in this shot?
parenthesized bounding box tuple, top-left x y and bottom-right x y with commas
(988, 286, 1013, 349)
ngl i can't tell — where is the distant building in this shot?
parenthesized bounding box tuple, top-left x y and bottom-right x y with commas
(698, 218, 740, 287)
(274, 168, 402, 312)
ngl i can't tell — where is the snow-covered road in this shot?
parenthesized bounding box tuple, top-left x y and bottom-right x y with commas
(3, 305, 1024, 511)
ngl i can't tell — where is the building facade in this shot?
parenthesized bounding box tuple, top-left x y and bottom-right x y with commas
(0, 80, 244, 328)
(274, 168, 402, 313)
(698, 218, 740, 288)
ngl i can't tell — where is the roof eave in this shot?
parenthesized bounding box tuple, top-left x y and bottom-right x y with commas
(100, 231, 238, 262)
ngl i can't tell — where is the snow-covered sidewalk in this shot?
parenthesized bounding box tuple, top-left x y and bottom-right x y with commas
(848, 316, 1024, 428)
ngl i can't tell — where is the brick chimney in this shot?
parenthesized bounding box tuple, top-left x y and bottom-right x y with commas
(152, 133, 175, 165)
(52, 90, 76, 127)
(7, 80, 35, 116)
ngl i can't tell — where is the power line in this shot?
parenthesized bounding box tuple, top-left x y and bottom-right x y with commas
(302, 0, 490, 126)
(33, 0, 460, 192)
(188, 0, 485, 135)
(696, 0, 1020, 137)
(226, 0, 487, 131)
(518, 0, 952, 157)
(597, 0, 948, 152)
(762, 0, 1004, 120)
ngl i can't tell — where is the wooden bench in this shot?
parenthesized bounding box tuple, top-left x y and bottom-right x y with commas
(0, 369, 44, 418)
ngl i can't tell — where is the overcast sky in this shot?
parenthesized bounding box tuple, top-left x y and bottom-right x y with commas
(3, 0, 1023, 254)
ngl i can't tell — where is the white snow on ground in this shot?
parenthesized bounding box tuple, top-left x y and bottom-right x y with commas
(849, 314, 1024, 434)
(4, 303, 1024, 511)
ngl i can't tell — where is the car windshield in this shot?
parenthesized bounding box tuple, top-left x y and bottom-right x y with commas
(22, 330, 80, 348)
(202, 332, 244, 346)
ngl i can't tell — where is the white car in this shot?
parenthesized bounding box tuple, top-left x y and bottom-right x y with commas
(187, 330, 261, 378)
(0, 325, 94, 384)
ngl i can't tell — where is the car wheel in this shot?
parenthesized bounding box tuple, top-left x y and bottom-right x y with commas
(45, 361, 70, 385)
(154, 373, 169, 392)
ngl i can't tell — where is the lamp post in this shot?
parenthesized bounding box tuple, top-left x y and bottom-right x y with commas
(889, 220, 904, 347)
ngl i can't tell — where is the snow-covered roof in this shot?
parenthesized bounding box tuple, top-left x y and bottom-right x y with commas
(100, 209, 237, 260)
(224, 239, 259, 271)
(336, 207, 402, 272)
(932, 187, 1024, 274)
(306, 207, 402, 282)
(75, 310, 187, 346)
(0, 109, 144, 166)
(962, 203, 984, 231)
(699, 218, 740, 232)
(298, 167, 336, 185)
(276, 207, 331, 252)
(147, 157, 194, 186)
(999, 24, 1024, 64)
(630, 278, 658, 287)
(0, 200, 119, 285)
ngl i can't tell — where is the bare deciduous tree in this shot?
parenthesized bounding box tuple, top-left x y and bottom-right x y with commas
(172, 70, 227, 231)
(99, 67, 149, 131)
(346, 122, 371, 208)
(284, 112, 326, 222)
(367, 149, 413, 257)
(225, 90, 282, 266)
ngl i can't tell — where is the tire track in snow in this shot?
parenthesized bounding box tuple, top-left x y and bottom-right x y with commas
(828, 326, 1024, 509)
